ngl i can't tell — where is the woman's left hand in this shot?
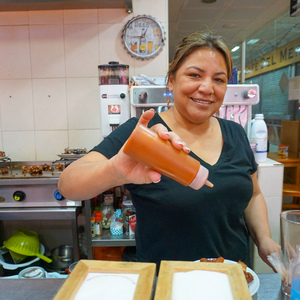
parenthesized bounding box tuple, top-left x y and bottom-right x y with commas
(244, 172, 281, 272)
(256, 236, 281, 272)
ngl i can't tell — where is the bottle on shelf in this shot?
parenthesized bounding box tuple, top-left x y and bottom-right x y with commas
(114, 186, 123, 210)
(122, 200, 136, 236)
(100, 194, 115, 229)
(250, 114, 268, 163)
(94, 212, 103, 236)
(110, 209, 124, 236)
(90, 215, 95, 238)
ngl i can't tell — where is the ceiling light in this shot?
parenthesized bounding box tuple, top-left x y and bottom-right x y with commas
(222, 23, 237, 28)
(247, 39, 260, 45)
(231, 46, 240, 52)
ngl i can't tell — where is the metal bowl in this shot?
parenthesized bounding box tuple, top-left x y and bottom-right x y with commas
(49, 245, 74, 270)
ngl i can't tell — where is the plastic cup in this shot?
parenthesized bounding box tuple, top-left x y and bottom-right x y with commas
(280, 210, 300, 297)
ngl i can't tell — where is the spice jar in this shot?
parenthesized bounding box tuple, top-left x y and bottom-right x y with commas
(101, 194, 115, 229)
(94, 212, 103, 236)
(90, 215, 96, 238)
(122, 200, 136, 235)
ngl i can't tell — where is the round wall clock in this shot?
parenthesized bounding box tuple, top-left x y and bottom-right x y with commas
(122, 15, 165, 60)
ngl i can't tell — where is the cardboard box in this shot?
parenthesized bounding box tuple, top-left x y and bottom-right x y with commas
(280, 120, 299, 157)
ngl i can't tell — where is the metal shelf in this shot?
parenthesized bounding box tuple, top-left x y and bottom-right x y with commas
(92, 229, 136, 247)
(84, 199, 136, 259)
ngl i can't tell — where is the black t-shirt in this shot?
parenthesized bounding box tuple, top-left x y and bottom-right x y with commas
(91, 114, 257, 267)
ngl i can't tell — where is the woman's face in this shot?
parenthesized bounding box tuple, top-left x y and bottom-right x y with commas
(168, 48, 228, 124)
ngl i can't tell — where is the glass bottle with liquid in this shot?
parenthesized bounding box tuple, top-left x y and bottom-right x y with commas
(94, 212, 103, 236)
(100, 194, 115, 229)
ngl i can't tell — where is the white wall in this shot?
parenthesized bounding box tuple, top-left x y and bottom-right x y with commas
(0, 0, 169, 161)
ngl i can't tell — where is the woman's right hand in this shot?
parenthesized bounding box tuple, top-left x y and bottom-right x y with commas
(58, 109, 190, 200)
(111, 109, 190, 185)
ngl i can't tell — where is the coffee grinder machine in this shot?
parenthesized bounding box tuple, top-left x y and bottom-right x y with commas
(98, 61, 130, 138)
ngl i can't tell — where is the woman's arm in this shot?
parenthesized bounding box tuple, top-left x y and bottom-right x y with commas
(58, 109, 189, 201)
(244, 172, 281, 269)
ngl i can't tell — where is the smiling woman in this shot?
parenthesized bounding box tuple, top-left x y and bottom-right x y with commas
(167, 48, 228, 127)
(58, 30, 280, 272)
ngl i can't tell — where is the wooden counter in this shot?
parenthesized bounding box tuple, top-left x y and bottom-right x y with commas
(267, 152, 300, 185)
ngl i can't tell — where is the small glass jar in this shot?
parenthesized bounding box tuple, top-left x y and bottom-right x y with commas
(101, 194, 115, 229)
(122, 200, 136, 235)
(94, 212, 103, 236)
(90, 215, 96, 237)
(122, 200, 134, 216)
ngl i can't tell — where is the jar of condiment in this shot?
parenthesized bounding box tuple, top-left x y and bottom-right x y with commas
(122, 200, 134, 215)
(90, 215, 96, 238)
(122, 200, 136, 235)
(94, 212, 103, 236)
(101, 194, 115, 229)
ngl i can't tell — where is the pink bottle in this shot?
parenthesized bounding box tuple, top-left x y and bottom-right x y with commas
(123, 124, 213, 190)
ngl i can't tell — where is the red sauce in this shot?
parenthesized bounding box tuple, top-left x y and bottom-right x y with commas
(123, 124, 211, 189)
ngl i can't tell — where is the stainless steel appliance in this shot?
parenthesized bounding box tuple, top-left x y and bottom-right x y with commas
(98, 61, 130, 137)
(130, 84, 260, 137)
(0, 159, 82, 275)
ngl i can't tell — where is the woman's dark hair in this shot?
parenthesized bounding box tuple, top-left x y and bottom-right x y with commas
(167, 31, 233, 82)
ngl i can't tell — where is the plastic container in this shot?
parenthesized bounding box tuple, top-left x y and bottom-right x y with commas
(123, 124, 212, 189)
(110, 209, 124, 236)
(98, 61, 129, 85)
(250, 114, 268, 163)
(122, 200, 134, 215)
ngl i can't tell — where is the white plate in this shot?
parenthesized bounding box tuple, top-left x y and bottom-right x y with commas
(57, 153, 86, 159)
(194, 259, 260, 296)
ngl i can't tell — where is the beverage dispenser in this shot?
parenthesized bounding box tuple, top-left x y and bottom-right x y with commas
(98, 61, 130, 137)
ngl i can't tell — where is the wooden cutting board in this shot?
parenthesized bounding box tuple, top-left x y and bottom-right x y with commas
(155, 260, 252, 300)
(53, 260, 156, 300)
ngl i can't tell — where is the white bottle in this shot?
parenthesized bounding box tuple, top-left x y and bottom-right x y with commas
(250, 114, 268, 163)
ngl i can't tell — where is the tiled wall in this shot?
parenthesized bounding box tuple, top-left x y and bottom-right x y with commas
(0, 0, 169, 161)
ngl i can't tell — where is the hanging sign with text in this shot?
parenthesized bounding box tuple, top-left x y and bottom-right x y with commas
(245, 38, 300, 79)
